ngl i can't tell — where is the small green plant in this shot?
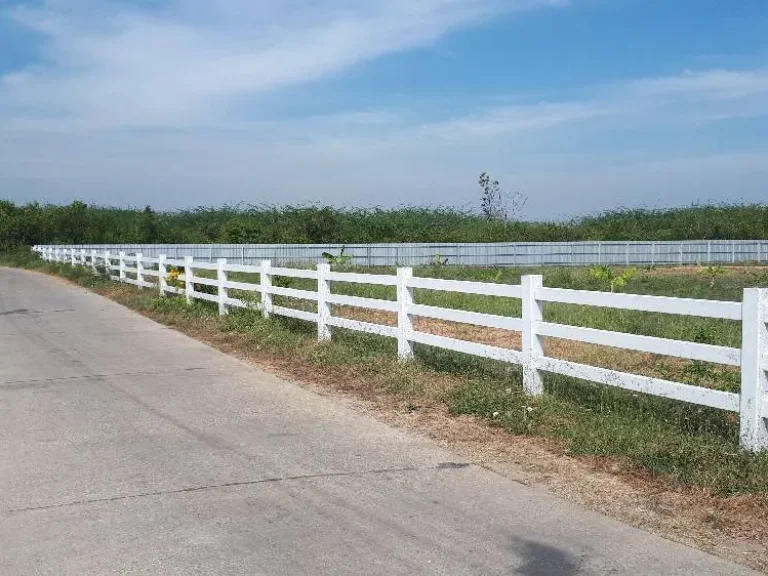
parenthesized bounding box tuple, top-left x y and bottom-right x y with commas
(431, 253, 449, 266)
(699, 265, 728, 290)
(751, 270, 768, 286)
(681, 360, 713, 386)
(589, 265, 638, 292)
(230, 288, 262, 311)
(321, 246, 353, 267)
(653, 358, 672, 379)
(166, 266, 183, 288)
(681, 360, 739, 392)
(194, 281, 217, 295)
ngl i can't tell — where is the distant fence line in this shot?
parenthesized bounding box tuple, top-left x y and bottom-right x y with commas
(32, 240, 768, 268)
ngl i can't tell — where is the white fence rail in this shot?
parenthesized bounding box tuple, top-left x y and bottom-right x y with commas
(36, 246, 768, 452)
(33, 240, 768, 268)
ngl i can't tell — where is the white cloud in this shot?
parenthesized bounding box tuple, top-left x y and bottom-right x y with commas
(7, 0, 764, 136)
(0, 0, 562, 129)
(415, 68, 768, 142)
(629, 68, 768, 101)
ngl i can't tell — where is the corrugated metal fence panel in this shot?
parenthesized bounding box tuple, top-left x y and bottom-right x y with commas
(40, 240, 768, 267)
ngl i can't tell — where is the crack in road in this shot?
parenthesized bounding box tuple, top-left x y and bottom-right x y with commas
(0, 308, 76, 316)
(4, 463, 474, 515)
(0, 308, 29, 316)
(0, 366, 214, 389)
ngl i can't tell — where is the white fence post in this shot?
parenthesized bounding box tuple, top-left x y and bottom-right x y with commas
(136, 253, 144, 288)
(397, 267, 414, 361)
(185, 256, 194, 304)
(70, 249, 76, 267)
(740, 288, 768, 452)
(119, 252, 126, 282)
(260, 260, 273, 318)
(317, 263, 332, 342)
(104, 250, 110, 276)
(218, 258, 229, 316)
(521, 275, 544, 396)
(158, 254, 167, 296)
(91, 250, 97, 274)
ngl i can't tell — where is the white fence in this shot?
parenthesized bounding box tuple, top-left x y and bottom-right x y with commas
(37, 246, 768, 452)
(33, 239, 768, 268)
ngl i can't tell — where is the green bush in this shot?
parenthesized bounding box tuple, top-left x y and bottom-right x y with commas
(3, 200, 768, 250)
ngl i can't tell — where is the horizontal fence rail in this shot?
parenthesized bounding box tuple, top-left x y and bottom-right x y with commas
(36, 246, 768, 453)
(33, 239, 768, 268)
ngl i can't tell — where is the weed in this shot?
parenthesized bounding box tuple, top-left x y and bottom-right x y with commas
(589, 265, 638, 292)
(431, 253, 449, 266)
(699, 265, 728, 290)
(166, 267, 183, 288)
(321, 246, 353, 268)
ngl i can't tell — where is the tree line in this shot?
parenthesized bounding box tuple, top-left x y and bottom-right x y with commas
(2, 200, 768, 250)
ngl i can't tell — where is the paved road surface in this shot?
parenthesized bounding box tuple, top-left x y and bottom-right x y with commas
(0, 267, 756, 575)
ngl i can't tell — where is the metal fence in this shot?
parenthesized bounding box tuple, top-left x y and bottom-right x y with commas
(33, 240, 768, 268)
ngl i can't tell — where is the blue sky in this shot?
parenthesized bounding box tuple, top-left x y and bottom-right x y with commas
(1, 0, 767, 219)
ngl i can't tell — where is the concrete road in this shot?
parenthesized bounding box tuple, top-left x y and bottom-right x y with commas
(0, 267, 756, 575)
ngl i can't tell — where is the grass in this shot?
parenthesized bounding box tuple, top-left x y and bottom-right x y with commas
(5, 247, 768, 499)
